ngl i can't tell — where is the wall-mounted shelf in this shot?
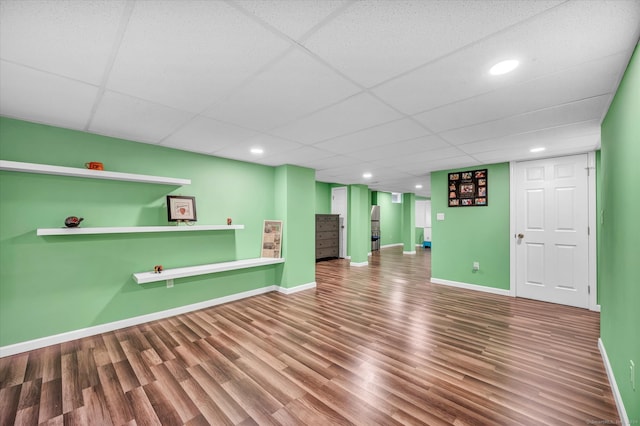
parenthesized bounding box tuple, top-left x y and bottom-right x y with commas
(133, 257, 285, 286)
(0, 160, 190, 185)
(37, 224, 244, 236)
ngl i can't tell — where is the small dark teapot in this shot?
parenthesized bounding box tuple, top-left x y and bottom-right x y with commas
(64, 216, 84, 228)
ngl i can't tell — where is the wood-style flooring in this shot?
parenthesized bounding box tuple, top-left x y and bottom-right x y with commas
(0, 247, 619, 425)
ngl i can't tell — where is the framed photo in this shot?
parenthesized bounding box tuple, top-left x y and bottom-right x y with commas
(447, 169, 488, 207)
(261, 220, 283, 258)
(166, 196, 197, 222)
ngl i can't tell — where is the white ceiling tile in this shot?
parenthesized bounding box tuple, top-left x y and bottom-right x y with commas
(298, 154, 361, 170)
(233, 0, 349, 40)
(304, 0, 562, 87)
(0, 61, 98, 130)
(211, 134, 304, 163)
(258, 145, 336, 167)
(419, 156, 482, 173)
(315, 162, 374, 177)
(162, 116, 258, 154)
(89, 91, 193, 144)
(203, 49, 360, 131)
(369, 146, 467, 168)
(373, 0, 640, 114)
(270, 93, 402, 144)
(371, 174, 431, 195)
(347, 134, 450, 162)
(0, 1, 636, 197)
(415, 51, 629, 133)
(440, 95, 611, 146)
(0, 0, 126, 84)
(107, 0, 291, 113)
(472, 132, 601, 164)
(457, 120, 601, 155)
(313, 118, 429, 154)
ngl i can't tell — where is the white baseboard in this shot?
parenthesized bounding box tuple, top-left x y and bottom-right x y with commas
(430, 277, 512, 297)
(592, 304, 602, 312)
(0, 283, 315, 358)
(403, 250, 416, 255)
(598, 338, 630, 425)
(380, 243, 403, 249)
(350, 261, 368, 267)
(276, 281, 316, 295)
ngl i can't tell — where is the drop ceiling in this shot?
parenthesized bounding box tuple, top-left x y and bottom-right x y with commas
(1, 0, 638, 197)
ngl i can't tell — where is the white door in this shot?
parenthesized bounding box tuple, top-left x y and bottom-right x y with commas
(515, 154, 589, 308)
(331, 187, 347, 258)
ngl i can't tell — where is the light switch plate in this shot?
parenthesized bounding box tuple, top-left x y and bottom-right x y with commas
(436, 213, 445, 221)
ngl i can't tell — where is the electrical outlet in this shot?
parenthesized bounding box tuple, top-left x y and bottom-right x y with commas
(631, 360, 636, 391)
(473, 262, 480, 271)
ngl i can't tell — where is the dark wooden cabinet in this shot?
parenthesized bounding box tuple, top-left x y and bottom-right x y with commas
(316, 214, 339, 260)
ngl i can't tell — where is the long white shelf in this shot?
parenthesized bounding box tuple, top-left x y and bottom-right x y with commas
(0, 160, 190, 185)
(37, 224, 244, 236)
(134, 257, 285, 285)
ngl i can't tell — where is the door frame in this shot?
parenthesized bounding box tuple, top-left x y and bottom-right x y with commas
(509, 152, 598, 311)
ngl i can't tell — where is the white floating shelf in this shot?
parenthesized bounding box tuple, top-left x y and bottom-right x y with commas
(134, 257, 285, 285)
(0, 160, 190, 185)
(37, 225, 244, 236)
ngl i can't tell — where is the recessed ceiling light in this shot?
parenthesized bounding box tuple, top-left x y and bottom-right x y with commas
(530, 147, 546, 153)
(363, 172, 372, 178)
(415, 184, 423, 189)
(250, 147, 263, 154)
(489, 59, 519, 76)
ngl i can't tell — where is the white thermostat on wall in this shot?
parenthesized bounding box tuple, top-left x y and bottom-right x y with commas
(436, 213, 445, 221)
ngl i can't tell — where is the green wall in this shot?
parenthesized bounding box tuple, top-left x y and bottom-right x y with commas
(600, 45, 640, 422)
(275, 165, 316, 288)
(401, 193, 416, 252)
(348, 184, 369, 264)
(0, 117, 302, 347)
(315, 181, 331, 214)
(596, 149, 602, 304)
(431, 163, 510, 289)
(376, 192, 402, 246)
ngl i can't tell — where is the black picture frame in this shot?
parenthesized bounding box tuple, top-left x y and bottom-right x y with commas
(166, 196, 197, 222)
(448, 169, 488, 207)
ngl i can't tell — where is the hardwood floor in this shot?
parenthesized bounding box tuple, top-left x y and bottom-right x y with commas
(0, 247, 618, 425)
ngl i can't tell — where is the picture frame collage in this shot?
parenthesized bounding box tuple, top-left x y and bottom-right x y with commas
(448, 169, 488, 207)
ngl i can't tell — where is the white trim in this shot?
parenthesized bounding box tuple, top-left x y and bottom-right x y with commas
(0, 283, 315, 358)
(403, 250, 416, 255)
(381, 243, 403, 249)
(431, 277, 512, 297)
(350, 261, 368, 267)
(587, 151, 598, 311)
(0, 159, 190, 185)
(598, 338, 629, 425)
(276, 281, 316, 295)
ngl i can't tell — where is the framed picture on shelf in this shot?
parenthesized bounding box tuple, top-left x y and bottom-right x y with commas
(167, 196, 197, 222)
(261, 220, 283, 258)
